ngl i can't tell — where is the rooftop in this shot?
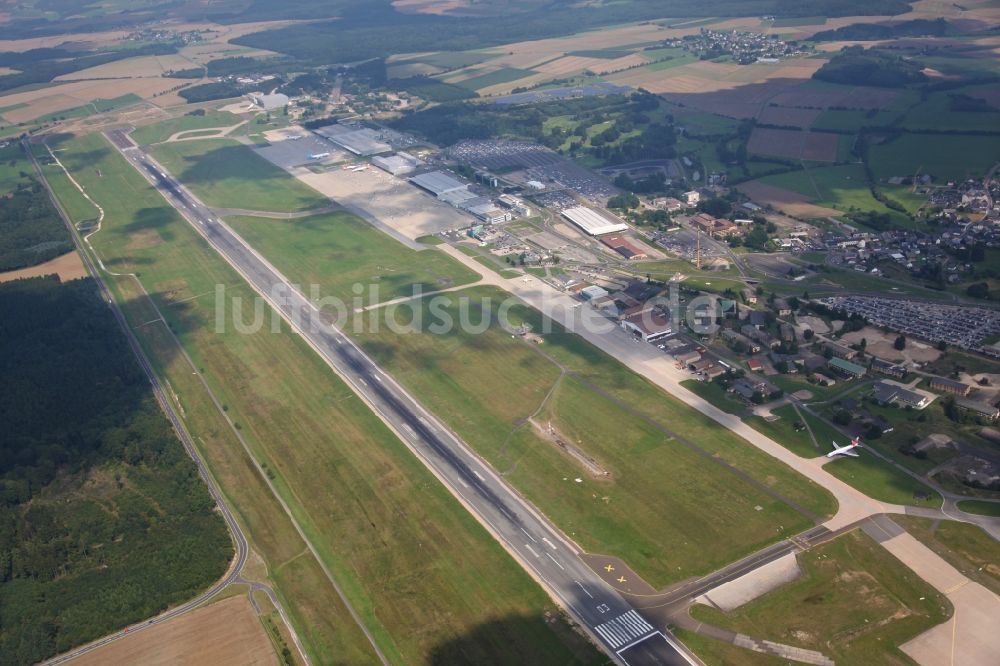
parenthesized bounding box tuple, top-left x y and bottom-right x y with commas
(561, 206, 628, 236)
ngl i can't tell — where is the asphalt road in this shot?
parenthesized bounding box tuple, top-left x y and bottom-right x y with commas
(29, 140, 256, 666)
(115, 133, 698, 666)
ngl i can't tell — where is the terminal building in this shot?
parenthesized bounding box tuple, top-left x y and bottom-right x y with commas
(250, 92, 289, 110)
(372, 152, 420, 176)
(314, 123, 391, 156)
(409, 170, 469, 198)
(561, 206, 628, 236)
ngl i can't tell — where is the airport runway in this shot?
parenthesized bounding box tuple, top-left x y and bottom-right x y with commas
(112, 131, 698, 666)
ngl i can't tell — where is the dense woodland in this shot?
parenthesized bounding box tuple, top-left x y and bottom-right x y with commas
(0, 177, 72, 271)
(0, 276, 232, 664)
(811, 18, 950, 41)
(813, 46, 928, 88)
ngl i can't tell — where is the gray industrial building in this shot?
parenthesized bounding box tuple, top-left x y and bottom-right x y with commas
(409, 170, 469, 197)
(314, 123, 391, 156)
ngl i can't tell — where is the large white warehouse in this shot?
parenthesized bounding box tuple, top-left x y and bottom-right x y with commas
(561, 206, 628, 236)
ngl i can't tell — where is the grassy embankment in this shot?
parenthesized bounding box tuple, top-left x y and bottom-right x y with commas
(130, 110, 242, 145)
(690, 529, 952, 664)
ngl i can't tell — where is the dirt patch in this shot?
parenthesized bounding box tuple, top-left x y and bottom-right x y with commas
(0, 252, 87, 284)
(72, 594, 278, 666)
(838, 326, 942, 363)
(127, 228, 164, 250)
(758, 105, 822, 128)
(737, 181, 842, 219)
(747, 128, 838, 162)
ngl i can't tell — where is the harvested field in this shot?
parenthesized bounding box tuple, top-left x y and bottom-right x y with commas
(771, 85, 898, 110)
(71, 595, 277, 666)
(758, 105, 823, 128)
(801, 132, 839, 161)
(747, 128, 804, 160)
(534, 55, 607, 76)
(387, 62, 444, 78)
(0, 251, 87, 284)
(0, 78, 186, 123)
(592, 53, 650, 74)
(736, 181, 843, 219)
(55, 54, 197, 80)
(747, 128, 838, 162)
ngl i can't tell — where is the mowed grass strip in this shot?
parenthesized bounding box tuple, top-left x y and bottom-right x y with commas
(53, 133, 602, 666)
(689, 529, 951, 664)
(344, 288, 834, 587)
(149, 138, 328, 213)
(227, 212, 480, 306)
(38, 135, 380, 665)
(455, 67, 537, 91)
(130, 110, 242, 145)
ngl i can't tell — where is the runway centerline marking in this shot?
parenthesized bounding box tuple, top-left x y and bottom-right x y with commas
(546, 553, 565, 570)
(575, 580, 594, 598)
(520, 527, 537, 542)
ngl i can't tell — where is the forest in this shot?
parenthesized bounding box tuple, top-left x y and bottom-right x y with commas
(811, 18, 950, 41)
(0, 277, 232, 665)
(0, 177, 73, 272)
(813, 46, 928, 88)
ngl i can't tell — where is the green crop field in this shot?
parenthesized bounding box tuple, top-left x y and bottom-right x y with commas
(398, 50, 498, 70)
(895, 516, 1000, 597)
(899, 92, 1000, 133)
(44, 133, 601, 666)
(869, 134, 1000, 183)
(567, 49, 633, 59)
(227, 212, 479, 306)
(751, 164, 895, 216)
(149, 139, 328, 213)
(690, 529, 952, 664)
(131, 110, 242, 145)
(454, 67, 536, 91)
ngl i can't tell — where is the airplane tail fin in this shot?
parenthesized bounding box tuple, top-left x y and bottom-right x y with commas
(852, 437, 861, 447)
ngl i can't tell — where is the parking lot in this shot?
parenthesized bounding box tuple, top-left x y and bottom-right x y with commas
(292, 166, 472, 241)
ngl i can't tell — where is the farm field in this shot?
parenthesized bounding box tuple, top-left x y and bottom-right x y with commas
(131, 110, 243, 145)
(71, 595, 278, 666)
(869, 133, 1000, 183)
(690, 530, 952, 665)
(226, 211, 480, 306)
(454, 66, 536, 91)
(746, 164, 895, 217)
(47, 132, 600, 666)
(746, 128, 840, 162)
(149, 139, 328, 213)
